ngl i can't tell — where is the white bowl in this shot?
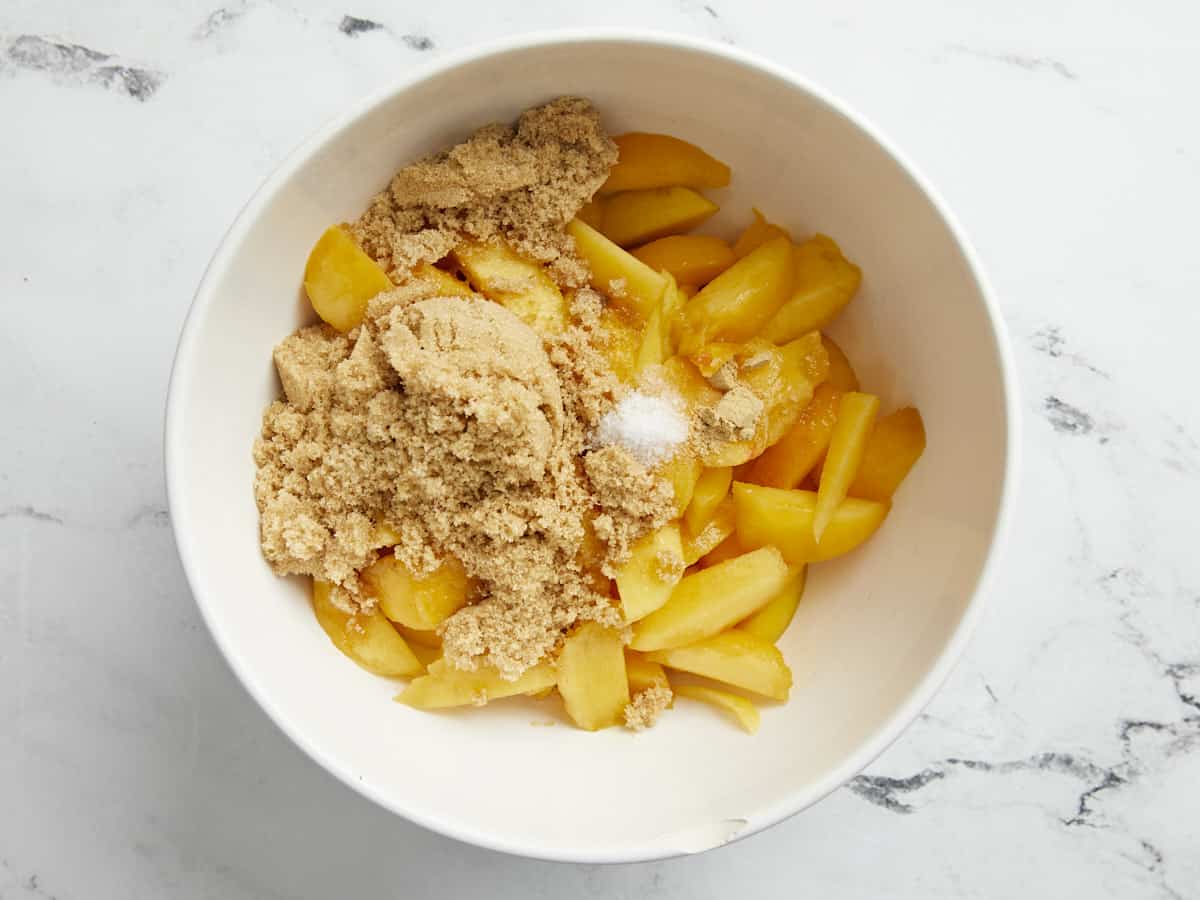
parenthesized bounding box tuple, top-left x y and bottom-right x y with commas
(166, 31, 1018, 863)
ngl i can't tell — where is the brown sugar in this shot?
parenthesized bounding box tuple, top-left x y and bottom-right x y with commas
(583, 445, 676, 576)
(698, 382, 763, 443)
(253, 97, 680, 681)
(624, 684, 673, 731)
(350, 96, 616, 290)
(254, 295, 665, 679)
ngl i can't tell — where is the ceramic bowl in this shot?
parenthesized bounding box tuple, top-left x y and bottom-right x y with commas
(166, 31, 1018, 863)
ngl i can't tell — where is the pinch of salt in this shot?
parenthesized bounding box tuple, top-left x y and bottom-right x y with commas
(594, 391, 688, 467)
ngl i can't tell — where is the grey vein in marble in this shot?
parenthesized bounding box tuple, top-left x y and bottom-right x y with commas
(850, 752, 1132, 826)
(335, 15, 434, 49)
(1044, 395, 1100, 437)
(846, 768, 946, 813)
(1101, 567, 1200, 710)
(195, 3, 250, 39)
(1162, 420, 1200, 476)
(947, 43, 1077, 80)
(0, 859, 60, 900)
(125, 505, 171, 529)
(1031, 325, 1110, 378)
(338, 15, 383, 36)
(2, 34, 163, 101)
(402, 33, 435, 51)
(0, 504, 63, 525)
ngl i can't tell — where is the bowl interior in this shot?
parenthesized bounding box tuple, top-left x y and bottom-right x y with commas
(168, 36, 1010, 862)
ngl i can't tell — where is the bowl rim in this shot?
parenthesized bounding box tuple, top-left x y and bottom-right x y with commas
(164, 28, 1021, 864)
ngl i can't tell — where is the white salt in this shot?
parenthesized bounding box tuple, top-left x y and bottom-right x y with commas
(595, 391, 688, 467)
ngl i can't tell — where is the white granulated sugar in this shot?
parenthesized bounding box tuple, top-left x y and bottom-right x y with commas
(595, 391, 688, 467)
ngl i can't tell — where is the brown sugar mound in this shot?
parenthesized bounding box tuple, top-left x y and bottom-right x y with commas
(254, 98, 681, 681)
(350, 96, 617, 290)
(254, 292, 671, 679)
(377, 297, 564, 492)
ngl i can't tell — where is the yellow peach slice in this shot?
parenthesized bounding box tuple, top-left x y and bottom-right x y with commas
(558, 622, 630, 730)
(303, 226, 393, 332)
(312, 580, 422, 677)
(600, 187, 718, 247)
(601, 132, 731, 194)
(732, 483, 889, 564)
(630, 546, 790, 651)
(759, 235, 861, 343)
(849, 407, 927, 501)
(678, 236, 794, 354)
(813, 392, 879, 541)
(632, 235, 736, 286)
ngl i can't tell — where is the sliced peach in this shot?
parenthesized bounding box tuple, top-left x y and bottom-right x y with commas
(630, 546, 790, 651)
(813, 392, 879, 541)
(600, 187, 718, 247)
(597, 306, 642, 385)
(658, 451, 703, 518)
(680, 495, 737, 565)
(635, 302, 666, 375)
(625, 650, 672, 695)
(635, 274, 684, 374)
(452, 241, 568, 335)
(849, 407, 927, 501)
(700, 532, 744, 567)
(567, 218, 667, 323)
(732, 483, 889, 564)
(684, 466, 733, 535)
(755, 332, 829, 447)
(738, 565, 806, 643)
(632, 235, 736, 286)
(303, 226, 393, 332)
(615, 524, 685, 623)
(312, 580, 422, 677)
(732, 208, 792, 259)
(577, 197, 606, 229)
(673, 684, 759, 733)
(744, 383, 843, 489)
(679, 236, 794, 354)
(759, 235, 861, 343)
(689, 341, 742, 378)
(647, 630, 792, 701)
(659, 274, 686, 356)
(700, 334, 827, 467)
(396, 625, 441, 649)
(822, 335, 860, 392)
(397, 658, 556, 708)
(601, 132, 731, 194)
(410, 261, 475, 297)
(658, 355, 724, 411)
(558, 622, 630, 730)
(362, 555, 471, 631)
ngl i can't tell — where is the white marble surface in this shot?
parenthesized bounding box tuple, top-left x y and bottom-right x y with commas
(2, 0, 1198, 896)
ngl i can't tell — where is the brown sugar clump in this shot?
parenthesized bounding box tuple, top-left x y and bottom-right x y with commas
(377, 297, 564, 490)
(253, 325, 383, 588)
(583, 445, 676, 575)
(700, 383, 763, 442)
(350, 97, 616, 289)
(624, 685, 673, 731)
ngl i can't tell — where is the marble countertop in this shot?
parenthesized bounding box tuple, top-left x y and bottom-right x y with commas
(2, 1, 1198, 897)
